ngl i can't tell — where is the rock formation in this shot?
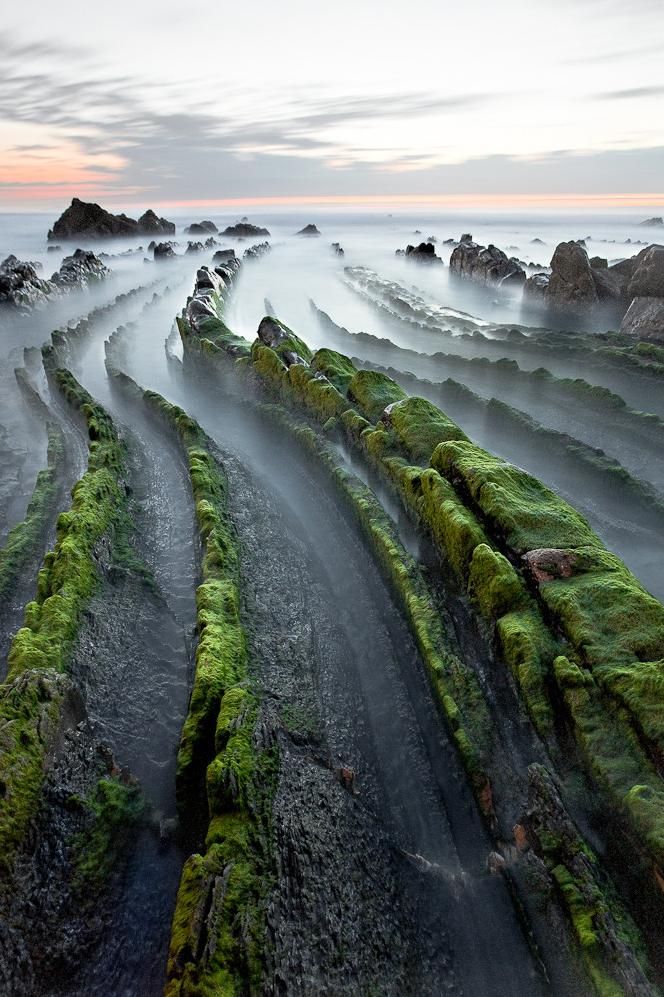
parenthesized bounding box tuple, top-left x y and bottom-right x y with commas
(523, 240, 664, 336)
(449, 236, 525, 286)
(640, 217, 663, 227)
(396, 242, 442, 265)
(184, 220, 218, 235)
(153, 242, 177, 260)
(243, 242, 270, 259)
(331, 242, 344, 256)
(222, 222, 270, 237)
(296, 224, 320, 237)
(213, 249, 237, 263)
(0, 250, 109, 310)
(48, 198, 175, 240)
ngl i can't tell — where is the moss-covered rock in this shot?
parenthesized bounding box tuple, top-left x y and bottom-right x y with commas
(383, 395, 468, 465)
(347, 368, 407, 422)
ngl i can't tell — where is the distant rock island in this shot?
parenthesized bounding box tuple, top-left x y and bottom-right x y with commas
(185, 220, 218, 235)
(222, 222, 270, 237)
(296, 224, 320, 236)
(640, 217, 663, 227)
(48, 198, 175, 240)
(395, 242, 442, 264)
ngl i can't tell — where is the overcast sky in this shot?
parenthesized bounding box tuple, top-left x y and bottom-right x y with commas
(1, 0, 663, 210)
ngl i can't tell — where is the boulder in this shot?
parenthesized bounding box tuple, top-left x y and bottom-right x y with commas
(185, 220, 218, 235)
(153, 242, 177, 260)
(222, 222, 270, 237)
(48, 198, 175, 240)
(523, 241, 626, 315)
(450, 237, 525, 286)
(521, 549, 578, 584)
(296, 224, 321, 236)
(620, 297, 664, 342)
(626, 245, 664, 298)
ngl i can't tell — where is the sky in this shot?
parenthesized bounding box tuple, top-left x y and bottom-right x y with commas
(1, 0, 664, 211)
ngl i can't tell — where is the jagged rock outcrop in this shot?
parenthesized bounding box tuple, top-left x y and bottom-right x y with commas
(640, 217, 663, 227)
(0, 250, 109, 311)
(450, 236, 525, 286)
(331, 242, 344, 256)
(186, 241, 204, 254)
(51, 249, 109, 289)
(244, 242, 270, 260)
(153, 242, 177, 260)
(296, 224, 320, 237)
(185, 220, 218, 235)
(184, 259, 240, 333)
(0, 256, 53, 309)
(222, 222, 270, 237)
(48, 198, 175, 240)
(396, 242, 442, 265)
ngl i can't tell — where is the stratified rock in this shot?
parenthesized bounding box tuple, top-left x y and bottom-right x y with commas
(620, 297, 664, 342)
(450, 236, 525, 286)
(398, 242, 443, 265)
(48, 198, 175, 240)
(185, 220, 218, 235)
(51, 249, 109, 289)
(222, 222, 270, 237)
(296, 224, 320, 237)
(153, 242, 177, 260)
(0, 250, 108, 310)
(640, 217, 663, 227)
(0, 255, 53, 309)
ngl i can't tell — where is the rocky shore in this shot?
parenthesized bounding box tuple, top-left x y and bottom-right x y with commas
(48, 198, 175, 240)
(0, 250, 109, 312)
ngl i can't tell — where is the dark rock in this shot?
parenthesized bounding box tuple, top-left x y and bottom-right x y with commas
(148, 240, 156, 252)
(443, 238, 457, 246)
(213, 249, 237, 263)
(258, 315, 288, 348)
(185, 220, 218, 235)
(222, 222, 270, 237)
(426, 236, 437, 243)
(589, 256, 608, 269)
(296, 224, 321, 237)
(400, 242, 443, 265)
(153, 242, 177, 260)
(48, 198, 175, 240)
(137, 209, 176, 236)
(186, 241, 205, 254)
(523, 241, 625, 315)
(460, 233, 473, 243)
(51, 249, 109, 289)
(204, 237, 218, 249)
(0, 250, 108, 310)
(530, 237, 545, 245)
(640, 217, 664, 227)
(450, 239, 525, 286)
(331, 242, 344, 256)
(47, 245, 61, 252)
(244, 241, 271, 260)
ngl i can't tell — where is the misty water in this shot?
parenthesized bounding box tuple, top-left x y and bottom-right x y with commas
(1, 208, 662, 994)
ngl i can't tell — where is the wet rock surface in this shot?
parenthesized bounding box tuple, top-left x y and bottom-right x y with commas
(48, 199, 175, 240)
(450, 236, 525, 286)
(0, 251, 109, 312)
